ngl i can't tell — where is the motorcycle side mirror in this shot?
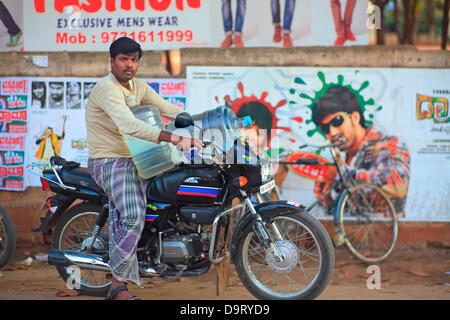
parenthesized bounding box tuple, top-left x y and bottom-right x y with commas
(174, 112, 194, 128)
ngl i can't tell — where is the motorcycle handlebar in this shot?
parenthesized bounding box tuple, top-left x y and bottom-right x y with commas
(279, 158, 320, 165)
(297, 140, 344, 151)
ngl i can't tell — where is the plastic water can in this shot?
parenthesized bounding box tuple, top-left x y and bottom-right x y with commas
(168, 106, 251, 150)
(123, 106, 177, 179)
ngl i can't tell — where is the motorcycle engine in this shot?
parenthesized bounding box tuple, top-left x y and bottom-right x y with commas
(161, 233, 208, 265)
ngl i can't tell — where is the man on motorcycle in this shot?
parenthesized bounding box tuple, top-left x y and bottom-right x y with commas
(85, 36, 203, 300)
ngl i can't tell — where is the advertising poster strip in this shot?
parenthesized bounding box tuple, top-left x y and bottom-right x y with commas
(0, 77, 29, 191)
(26, 77, 188, 187)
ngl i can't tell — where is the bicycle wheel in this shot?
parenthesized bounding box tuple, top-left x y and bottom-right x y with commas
(0, 205, 16, 268)
(336, 183, 398, 264)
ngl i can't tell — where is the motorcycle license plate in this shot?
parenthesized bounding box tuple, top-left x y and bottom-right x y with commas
(260, 179, 275, 194)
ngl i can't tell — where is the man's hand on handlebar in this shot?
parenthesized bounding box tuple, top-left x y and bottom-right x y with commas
(158, 130, 205, 152)
(173, 135, 205, 152)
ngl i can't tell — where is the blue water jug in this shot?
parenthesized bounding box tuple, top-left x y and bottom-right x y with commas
(194, 106, 252, 150)
(169, 106, 251, 150)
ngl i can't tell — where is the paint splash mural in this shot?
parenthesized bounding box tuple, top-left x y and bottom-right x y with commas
(214, 82, 290, 148)
(288, 71, 383, 140)
(210, 70, 385, 157)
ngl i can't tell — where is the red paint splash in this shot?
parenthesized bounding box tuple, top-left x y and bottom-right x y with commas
(214, 82, 290, 147)
(291, 116, 303, 124)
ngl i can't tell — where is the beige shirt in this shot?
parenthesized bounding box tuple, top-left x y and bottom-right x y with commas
(86, 73, 183, 158)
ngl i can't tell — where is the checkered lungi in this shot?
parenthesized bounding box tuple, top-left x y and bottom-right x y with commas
(88, 157, 149, 287)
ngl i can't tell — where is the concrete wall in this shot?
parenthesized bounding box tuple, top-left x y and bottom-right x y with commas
(1, 46, 449, 79)
(1, 45, 449, 246)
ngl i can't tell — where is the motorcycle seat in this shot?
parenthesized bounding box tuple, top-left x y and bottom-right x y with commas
(61, 166, 105, 196)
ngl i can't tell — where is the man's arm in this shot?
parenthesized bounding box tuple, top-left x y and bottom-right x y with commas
(158, 130, 204, 152)
(94, 84, 164, 143)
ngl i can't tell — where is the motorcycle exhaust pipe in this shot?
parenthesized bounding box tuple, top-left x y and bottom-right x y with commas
(48, 249, 110, 272)
(48, 249, 161, 276)
(48, 249, 209, 278)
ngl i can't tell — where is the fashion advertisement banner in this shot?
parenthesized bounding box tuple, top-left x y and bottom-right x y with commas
(23, 0, 211, 51)
(21, 0, 368, 51)
(0, 77, 29, 191)
(0, 0, 23, 51)
(0, 76, 188, 188)
(186, 66, 450, 222)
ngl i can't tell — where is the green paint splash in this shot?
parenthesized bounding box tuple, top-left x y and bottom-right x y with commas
(290, 71, 382, 139)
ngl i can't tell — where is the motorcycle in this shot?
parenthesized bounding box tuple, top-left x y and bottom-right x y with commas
(0, 204, 16, 268)
(31, 112, 334, 300)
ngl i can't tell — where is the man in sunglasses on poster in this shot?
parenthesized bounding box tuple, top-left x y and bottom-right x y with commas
(312, 86, 410, 216)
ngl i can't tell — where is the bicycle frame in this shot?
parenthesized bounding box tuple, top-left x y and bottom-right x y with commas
(271, 142, 398, 263)
(275, 143, 373, 222)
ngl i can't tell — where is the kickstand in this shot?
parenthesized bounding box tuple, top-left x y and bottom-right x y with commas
(161, 264, 187, 282)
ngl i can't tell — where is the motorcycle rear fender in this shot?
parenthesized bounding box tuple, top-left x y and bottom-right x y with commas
(31, 194, 76, 232)
(229, 200, 306, 260)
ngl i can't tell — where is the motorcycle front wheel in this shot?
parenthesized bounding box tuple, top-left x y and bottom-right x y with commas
(52, 202, 111, 297)
(234, 210, 334, 300)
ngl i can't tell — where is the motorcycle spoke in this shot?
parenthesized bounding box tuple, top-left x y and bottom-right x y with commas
(299, 246, 320, 263)
(83, 269, 108, 286)
(61, 216, 98, 250)
(62, 238, 79, 250)
(284, 273, 302, 292)
(247, 238, 268, 264)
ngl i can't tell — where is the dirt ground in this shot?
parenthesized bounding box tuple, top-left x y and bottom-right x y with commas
(0, 242, 449, 301)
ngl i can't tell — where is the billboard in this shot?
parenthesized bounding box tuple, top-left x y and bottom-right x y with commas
(21, 0, 369, 51)
(186, 66, 450, 222)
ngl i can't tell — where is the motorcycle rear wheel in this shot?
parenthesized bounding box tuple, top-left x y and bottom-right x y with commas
(52, 202, 111, 297)
(234, 210, 334, 300)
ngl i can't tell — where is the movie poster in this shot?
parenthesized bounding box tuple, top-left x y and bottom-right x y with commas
(186, 66, 450, 222)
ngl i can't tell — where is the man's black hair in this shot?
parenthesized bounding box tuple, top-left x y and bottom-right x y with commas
(109, 37, 143, 60)
(236, 101, 273, 139)
(312, 86, 366, 128)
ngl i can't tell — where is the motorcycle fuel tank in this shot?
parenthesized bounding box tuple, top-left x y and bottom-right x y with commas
(146, 165, 224, 205)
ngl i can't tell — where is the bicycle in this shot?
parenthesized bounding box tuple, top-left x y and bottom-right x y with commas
(271, 141, 398, 264)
